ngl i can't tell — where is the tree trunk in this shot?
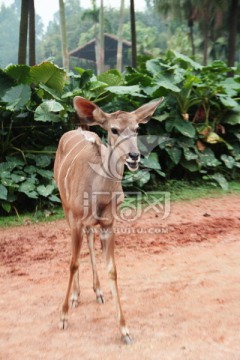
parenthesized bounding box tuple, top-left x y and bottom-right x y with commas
(18, 0, 29, 64)
(59, 0, 69, 70)
(130, 0, 137, 68)
(227, 0, 239, 70)
(95, 23, 100, 75)
(202, 17, 209, 65)
(188, 18, 195, 58)
(28, 0, 35, 65)
(99, 0, 104, 74)
(116, 0, 125, 72)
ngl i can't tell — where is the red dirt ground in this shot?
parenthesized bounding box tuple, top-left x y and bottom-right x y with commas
(1, 195, 240, 360)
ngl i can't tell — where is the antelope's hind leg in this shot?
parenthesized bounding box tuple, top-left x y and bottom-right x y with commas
(87, 227, 105, 304)
(59, 222, 83, 330)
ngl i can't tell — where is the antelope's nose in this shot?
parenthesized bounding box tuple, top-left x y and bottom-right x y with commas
(129, 152, 140, 161)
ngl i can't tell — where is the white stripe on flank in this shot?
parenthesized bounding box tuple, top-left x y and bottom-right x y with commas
(62, 131, 81, 152)
(57, 134, 85, 185)
(64, 143, 88, 201)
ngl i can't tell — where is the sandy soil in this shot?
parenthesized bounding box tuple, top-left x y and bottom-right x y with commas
(1, 195, 240, 360)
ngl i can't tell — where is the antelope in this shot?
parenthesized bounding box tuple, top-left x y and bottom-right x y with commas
(54, 96, 163, 344)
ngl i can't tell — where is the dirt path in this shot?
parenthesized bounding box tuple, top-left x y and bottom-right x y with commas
(1, 195, 240, 360)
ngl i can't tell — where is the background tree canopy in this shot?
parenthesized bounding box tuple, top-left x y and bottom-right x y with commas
(0, 0, 239, 69)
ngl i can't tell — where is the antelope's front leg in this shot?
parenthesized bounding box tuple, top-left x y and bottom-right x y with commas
(101, 227, 133, 344)
(59, 224, 83, 329)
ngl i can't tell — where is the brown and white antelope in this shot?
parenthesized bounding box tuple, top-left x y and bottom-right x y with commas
(54, 96, 163, 344)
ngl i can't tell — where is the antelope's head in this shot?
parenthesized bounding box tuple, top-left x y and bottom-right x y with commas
(74, 96, 164, 173)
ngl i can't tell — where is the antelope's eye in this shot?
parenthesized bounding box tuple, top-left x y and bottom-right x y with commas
(111, 128, 119, 135)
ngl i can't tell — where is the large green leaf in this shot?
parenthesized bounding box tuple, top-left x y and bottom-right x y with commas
(18, 181, 38, 199)
(213, 173, 229, 190)
(26, 153, 52, 168)
(181, 159, 199, 172)
(219, 78, 240, 97)
(2, 202, 11, 213)
(165, 118, 175, 132)
(0, 69, 15, 97)
(5, 156, 25, 168)
(30, 62, 66, 93)
(204, 173, 229, 190)
(49, 194, 61, 203)
(5, 64, 31, 84)
(221, 154, 235, 169)
(142, 84, 159, 96)
(183, 148, 198, 161)
(152, 113, 170, 122)
(146, 59, 163, 76)
(141, 153, 161, 169)
(166, 147, 182, 164)
(199, 148, 221, 167)
(155, 78, 181, 92)
(39, 83, 62, 100)
(2, 84, 31, 110)
(125, 72, 152, 87)
(10, 174, 25, 183)
(0, 184, 8, 200)
(223, 110, 240, 125)
(170, 50, 203, 70)
(34, 100, 64, 122)
(98, 69, 123, 86)
(80, 70, 95, 88)
(37, 169, 53, 179)
(218, 95, 239, 108)
(174, 118, 196, 138)
(37, 184, 54, 197)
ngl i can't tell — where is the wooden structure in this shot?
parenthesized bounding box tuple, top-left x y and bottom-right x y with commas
(69, 33, 132, 71)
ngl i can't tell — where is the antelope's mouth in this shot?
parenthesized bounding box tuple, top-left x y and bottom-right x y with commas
(125, 160, 139, 171)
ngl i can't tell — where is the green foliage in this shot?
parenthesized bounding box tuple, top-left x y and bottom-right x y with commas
(0, 62, 68, 214)
(0, 53, 240, 215)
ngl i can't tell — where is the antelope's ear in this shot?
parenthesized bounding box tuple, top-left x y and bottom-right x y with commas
(133, 97, 164, 124)
(73, 96, 109, 129)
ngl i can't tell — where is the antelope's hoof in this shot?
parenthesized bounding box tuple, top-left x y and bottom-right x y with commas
(70, 293, 79, 308)
(59, 317, 68, 330)
(96, 290, 105, 304)
(121, 334, 133, 345)
(96, 294, 105, 304)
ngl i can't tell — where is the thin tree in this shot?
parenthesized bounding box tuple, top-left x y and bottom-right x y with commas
(187, 2, 195, 58)
(227, 0, 239, 69)
(18, 0, 29, 64)
(28, 0, 36, 65)
(99, 0, 104, 74)
(117, 0, 125, 71)
(59, 0, 69, 70)
(130, 0, 137, 68)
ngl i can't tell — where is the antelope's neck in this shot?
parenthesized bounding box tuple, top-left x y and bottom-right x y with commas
(101, 144, 125, 182)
